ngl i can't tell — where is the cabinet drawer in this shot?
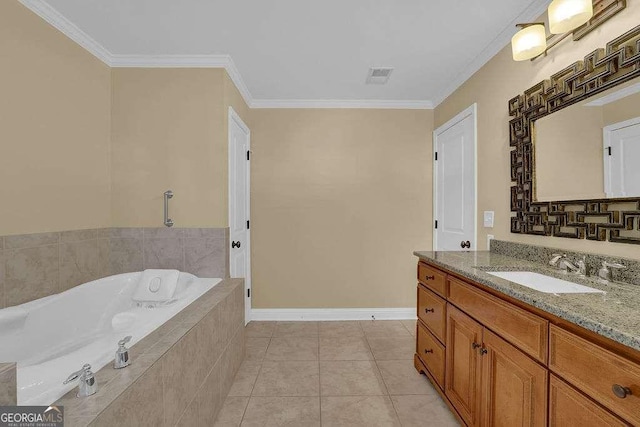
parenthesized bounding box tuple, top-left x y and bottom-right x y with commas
(417, 322, 445, 389)
(417, 262, 447, 297)
(549, 325, 640, 426)
(549, 375, 629, 427)
(417, 285, 446, 343)
(448, 277, 548, 363)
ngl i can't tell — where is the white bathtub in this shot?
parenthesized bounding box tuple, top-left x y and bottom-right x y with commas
(0, 272, 221, 406)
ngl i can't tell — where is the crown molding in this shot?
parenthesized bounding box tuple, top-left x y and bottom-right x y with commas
(20, 0, 548, 111)
(19, 0, 113, 64)
(108, 54, 254, 106)
(431, 0, 551, 107)
(250, 99, 434, 109)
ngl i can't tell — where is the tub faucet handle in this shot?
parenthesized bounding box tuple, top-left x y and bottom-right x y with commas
(118, 335, 132, 347)
(115, 335, 132, 369)
(63, 364, 97, 397)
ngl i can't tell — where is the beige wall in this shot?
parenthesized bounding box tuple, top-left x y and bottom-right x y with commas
(110, 69, 251, 228)
(434, 3, 640, 259)
(0, 1, 111, 236)
(251, 109, 433, 308)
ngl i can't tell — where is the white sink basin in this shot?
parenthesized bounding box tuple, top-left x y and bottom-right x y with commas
(487, 271, 605, 294)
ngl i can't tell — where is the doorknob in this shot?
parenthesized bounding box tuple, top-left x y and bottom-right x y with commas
(460, 240, 471, 249)
(232, 241, 241, 249)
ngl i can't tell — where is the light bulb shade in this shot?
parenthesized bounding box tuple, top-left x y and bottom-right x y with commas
(511, 24, 547, 61)
(548, 0, 593, 34)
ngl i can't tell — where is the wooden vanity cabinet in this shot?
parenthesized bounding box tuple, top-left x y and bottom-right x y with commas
(415, 259, 640, 427)
(445, 305, 483, 426)
(549, 375, 629, 427)
(445, 305, 546, 427)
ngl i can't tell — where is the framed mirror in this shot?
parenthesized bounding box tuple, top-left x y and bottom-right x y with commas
(509, 24, 640, 244)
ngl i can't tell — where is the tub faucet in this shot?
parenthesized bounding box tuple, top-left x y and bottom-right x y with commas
(63, 364, 97, 398)
(114, 335, 132, 369)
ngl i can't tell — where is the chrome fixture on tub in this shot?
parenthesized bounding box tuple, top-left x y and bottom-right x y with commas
(598, 261, 626, 283)
(114, 335, 132, 369)
(164, 190, 174, 227)
(63, 364, 97, 397)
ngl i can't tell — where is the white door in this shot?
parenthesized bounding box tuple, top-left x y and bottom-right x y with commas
(604, 118, 640, 198)
(228, 107, 251, 324)
(433, 104, 477, 251)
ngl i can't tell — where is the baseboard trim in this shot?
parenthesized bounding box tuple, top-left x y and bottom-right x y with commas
(250, 308, 416, 322)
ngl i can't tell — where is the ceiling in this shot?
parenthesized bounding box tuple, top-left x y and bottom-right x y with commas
(22, 0, 550, 107)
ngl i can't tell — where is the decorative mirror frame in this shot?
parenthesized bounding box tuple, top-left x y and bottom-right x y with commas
(509, 24, 640, 244)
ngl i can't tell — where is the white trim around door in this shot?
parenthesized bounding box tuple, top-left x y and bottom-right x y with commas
(228, 107, 252, 324)
(432, 103, 478, 251)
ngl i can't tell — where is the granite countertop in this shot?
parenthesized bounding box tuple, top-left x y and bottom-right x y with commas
(414, 250, 640, 352)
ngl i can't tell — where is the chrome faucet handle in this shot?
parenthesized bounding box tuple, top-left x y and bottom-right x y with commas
(549, 253, 567, 267)
(63, 364, 97, 397)
(118, 335, 132, 347)
(603, 261, 626, 270)
(115, 335, 133, 369)
(598, 261, 626, 282)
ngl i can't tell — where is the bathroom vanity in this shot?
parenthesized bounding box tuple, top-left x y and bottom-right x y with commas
(413, 249, 640, 427)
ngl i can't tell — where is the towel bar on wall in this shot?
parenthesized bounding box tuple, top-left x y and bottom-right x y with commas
(164, 190, 174, 227)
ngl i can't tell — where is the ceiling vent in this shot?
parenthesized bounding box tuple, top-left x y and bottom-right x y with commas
(366, 67, 394, 84)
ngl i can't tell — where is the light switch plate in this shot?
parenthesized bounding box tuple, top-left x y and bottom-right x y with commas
(483, 211, 495, 228)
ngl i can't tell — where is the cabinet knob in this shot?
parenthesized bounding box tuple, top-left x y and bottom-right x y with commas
(424, 275, 435, 281)
(424, 349, 434, 354)
(424, 308, 435, 314)
(480, 348, 488, 355)
(612, 384, 632, 399)
(472, 342, 482, 349)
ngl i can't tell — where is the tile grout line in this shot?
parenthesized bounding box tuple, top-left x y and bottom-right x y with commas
(240, 328, 272, 425)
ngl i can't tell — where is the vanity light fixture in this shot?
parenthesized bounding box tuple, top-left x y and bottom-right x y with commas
(511, 23, 547, 61)
(511, 0, 622, 62)
(548, 0, 593, 34)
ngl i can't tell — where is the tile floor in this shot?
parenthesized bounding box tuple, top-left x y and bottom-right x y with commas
(214, 320, 459, 426)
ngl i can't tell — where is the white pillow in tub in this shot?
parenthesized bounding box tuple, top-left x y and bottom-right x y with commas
(132, 269, 180, 303)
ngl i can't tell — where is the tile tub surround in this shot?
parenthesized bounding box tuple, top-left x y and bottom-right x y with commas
(56, 278, 244, 427)
(490, 239, 640, 287)
(216, 320, 458, 426)
(0, 363, 17, 405)
(413, 250, 640, 352)
(0, 227, 228, 309)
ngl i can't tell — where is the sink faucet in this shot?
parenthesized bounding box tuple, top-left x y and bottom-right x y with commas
(549, 254, 580, 274)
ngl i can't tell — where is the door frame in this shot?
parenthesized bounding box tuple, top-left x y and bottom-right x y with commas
(432, 103, 478, 251)
(603, 116, 640, 197)
(228, 106, 252, 324)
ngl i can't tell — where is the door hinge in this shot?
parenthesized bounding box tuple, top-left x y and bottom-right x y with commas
(247, 289, 251, 298)
(247, 150, 251, 160)
(435, 220, 438, 229)
(435, 152, 438, 161)
(607, 146, 612, 156)
(247, 220, 250, 229)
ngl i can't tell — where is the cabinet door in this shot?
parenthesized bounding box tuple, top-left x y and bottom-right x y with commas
(445, 304, 483, 427)
(549, 375, 628, 427)
(479, 329, 547, 427)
